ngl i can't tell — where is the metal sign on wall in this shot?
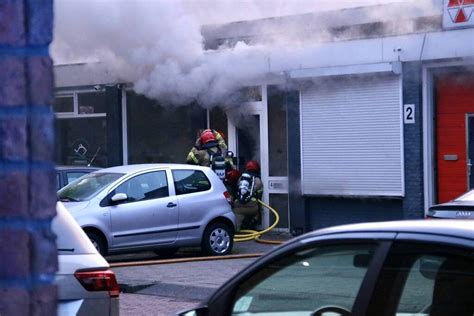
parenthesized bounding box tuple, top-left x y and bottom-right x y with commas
(443, 0, 474, 29)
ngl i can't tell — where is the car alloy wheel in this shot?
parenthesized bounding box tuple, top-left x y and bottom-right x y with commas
(203, 223, 233, 256)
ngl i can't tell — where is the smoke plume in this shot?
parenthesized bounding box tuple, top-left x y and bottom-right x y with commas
(52, 0, 435, 107)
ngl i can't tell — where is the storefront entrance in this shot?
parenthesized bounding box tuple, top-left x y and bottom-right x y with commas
(223, 85, 290, 230)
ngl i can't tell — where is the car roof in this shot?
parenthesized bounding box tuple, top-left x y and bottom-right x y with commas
(56, 165, 101, 171)
(300, 220, 474, 241)
(94, 163, 211, 174)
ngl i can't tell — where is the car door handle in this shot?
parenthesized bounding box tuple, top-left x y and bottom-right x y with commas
(167, 202, 177, 208)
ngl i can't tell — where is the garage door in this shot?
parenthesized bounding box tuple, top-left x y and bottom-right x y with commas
(436, 73, 474, 203)
(300, 74, 403, 197)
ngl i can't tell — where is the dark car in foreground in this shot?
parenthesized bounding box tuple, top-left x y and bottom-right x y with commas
(180, 220, 474, 316)
(427, 190, 474, 219)
(56, 165, 100, 190)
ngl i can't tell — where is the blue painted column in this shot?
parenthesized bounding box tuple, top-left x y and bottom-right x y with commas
(402, 62, 425, 218)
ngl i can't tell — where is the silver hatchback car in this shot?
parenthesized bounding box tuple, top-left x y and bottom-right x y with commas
(58, 164, 236, 256)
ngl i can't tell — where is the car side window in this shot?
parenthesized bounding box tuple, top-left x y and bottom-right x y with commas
(230, 243, 377, 315)
(367, 242, 474, 316)
(172, 170, 211, 195)
(115, 171, 169, 203)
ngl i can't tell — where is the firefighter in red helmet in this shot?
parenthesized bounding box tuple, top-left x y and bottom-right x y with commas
(186, 129, 229, 168)
(233, 160, 263, 231)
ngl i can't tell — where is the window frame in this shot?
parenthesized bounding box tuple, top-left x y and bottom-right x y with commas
(54, 90, 107, 119)
(53, 94, 75, 114)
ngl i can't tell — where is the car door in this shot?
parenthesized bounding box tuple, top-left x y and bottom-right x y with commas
(171, 169, 213, 233)
(108, 170, 179, 249)
(365, 237, 474, 316)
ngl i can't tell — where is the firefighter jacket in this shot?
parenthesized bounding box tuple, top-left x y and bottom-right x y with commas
(186, 145, 221, 167)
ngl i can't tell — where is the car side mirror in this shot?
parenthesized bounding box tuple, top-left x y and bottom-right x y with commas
(111, 193, 128, 203)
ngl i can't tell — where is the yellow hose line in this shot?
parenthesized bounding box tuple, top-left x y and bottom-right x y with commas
(234, 199, 281, 243)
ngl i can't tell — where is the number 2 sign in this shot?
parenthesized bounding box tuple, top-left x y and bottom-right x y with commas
(404, 104, 415, 124)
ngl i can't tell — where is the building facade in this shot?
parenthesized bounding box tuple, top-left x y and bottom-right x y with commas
(53, 1, 474, 234)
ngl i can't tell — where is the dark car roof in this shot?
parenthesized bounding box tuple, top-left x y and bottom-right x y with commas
(56, 165, 101, 171)
(298, 220, 474, 242)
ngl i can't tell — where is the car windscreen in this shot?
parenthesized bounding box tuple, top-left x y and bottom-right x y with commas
(58, 172, 124, 202)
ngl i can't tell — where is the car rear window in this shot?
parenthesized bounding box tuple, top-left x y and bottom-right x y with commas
(52, 203, 98, 255)
(172, 170, 211, 195)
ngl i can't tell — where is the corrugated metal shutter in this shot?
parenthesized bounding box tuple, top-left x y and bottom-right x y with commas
(301, 75, 403, 197)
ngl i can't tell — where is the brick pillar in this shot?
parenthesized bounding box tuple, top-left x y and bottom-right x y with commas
(0, 1, 57, 315)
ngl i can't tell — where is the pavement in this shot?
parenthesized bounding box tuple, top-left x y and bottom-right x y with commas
(108, 231, 293, 316)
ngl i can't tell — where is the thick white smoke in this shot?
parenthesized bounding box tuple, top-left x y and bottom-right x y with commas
(52, 0, 432, 107)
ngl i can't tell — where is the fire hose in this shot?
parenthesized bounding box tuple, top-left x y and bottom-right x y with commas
(234, 199, 282, 244)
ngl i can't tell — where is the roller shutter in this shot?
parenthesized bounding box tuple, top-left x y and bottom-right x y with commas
(300, 75, 404, 197)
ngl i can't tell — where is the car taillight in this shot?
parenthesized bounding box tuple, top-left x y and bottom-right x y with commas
(74, 269, 120, 298)
(223, 191, 233, 205)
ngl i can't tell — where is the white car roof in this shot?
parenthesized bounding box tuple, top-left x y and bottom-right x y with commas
(94, 163, 211, 175)
(306, 220, 474, 241)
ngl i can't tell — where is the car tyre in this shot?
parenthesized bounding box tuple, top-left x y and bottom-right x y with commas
(202, 222, 233, 256)
(86, 232, 107, 256)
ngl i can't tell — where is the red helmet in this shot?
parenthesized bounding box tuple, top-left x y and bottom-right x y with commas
(200, 130, 216, 144)
(226, 169, 241, 186)
(245, 160, 260, 173)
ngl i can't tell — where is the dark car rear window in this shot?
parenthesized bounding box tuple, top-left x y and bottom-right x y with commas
(172, 170, 211, 195)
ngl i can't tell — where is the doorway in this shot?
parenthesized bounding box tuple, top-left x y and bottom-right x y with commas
(224, 85, 290, 230)
(435, 73, 474, 203)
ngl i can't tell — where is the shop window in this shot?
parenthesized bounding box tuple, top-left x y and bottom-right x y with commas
(78, 92, 106, 114)
(268, 87, 288, 177)
(239, 86, 262, 102)
(210, 107, 228, 145)
(126, 91, 206, 164)
(55, 117, 107, 167)
(53, 96, 74, 113)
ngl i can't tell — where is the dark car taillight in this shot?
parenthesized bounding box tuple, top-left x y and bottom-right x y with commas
(74, 269, 120, 298)
(224, 191, 233, 205)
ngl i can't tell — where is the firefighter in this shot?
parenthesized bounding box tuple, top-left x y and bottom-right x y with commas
(194, 129, 227, 154)
(233, 160, 263, 231)
(186, 129, 222, 167)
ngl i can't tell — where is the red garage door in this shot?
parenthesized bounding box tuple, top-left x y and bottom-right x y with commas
(436, 73, 474, 203)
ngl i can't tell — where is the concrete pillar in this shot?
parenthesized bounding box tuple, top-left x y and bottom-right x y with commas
(0, 1, 57, 314)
